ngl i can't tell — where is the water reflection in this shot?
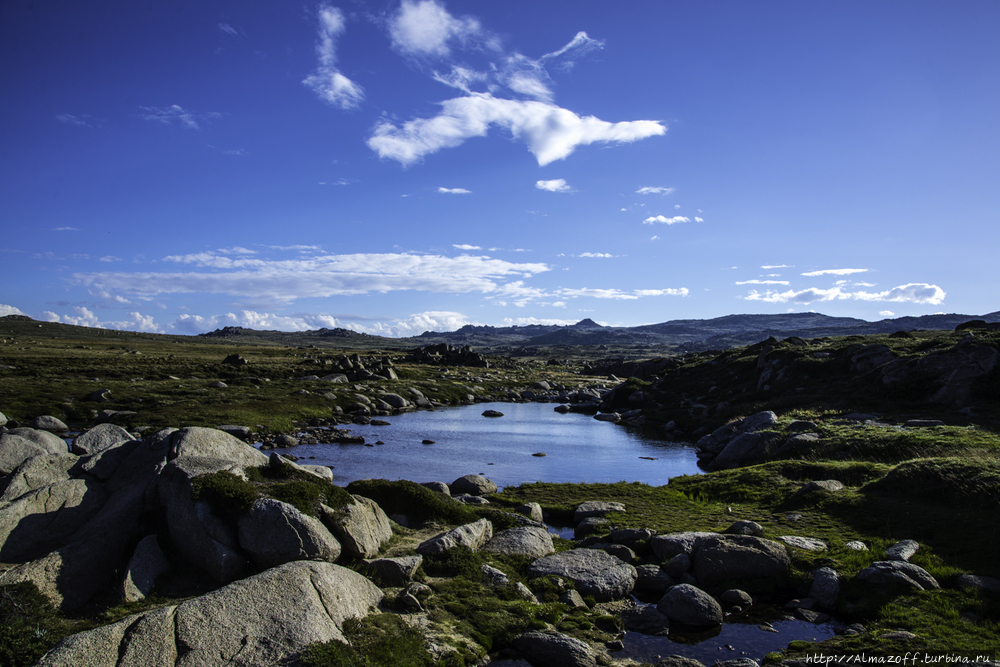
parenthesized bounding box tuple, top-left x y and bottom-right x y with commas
(272, 401, 700, 487)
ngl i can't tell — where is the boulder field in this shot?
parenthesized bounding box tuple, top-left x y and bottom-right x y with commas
(0, 420, 991, 666)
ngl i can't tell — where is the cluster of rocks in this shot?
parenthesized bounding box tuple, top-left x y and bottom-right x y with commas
(406, 343, 491, 368)
(295, 352, 401, 382)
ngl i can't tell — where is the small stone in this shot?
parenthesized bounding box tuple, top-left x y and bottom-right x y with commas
(778, 535, 827, 551)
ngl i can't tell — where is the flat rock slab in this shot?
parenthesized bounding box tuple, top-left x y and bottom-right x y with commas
(528, 549, 636, 602)
(778, 535, 828, 551)
(573, 501, 626, 523)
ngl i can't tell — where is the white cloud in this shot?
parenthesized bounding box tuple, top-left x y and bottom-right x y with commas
(650, 235, 659, 241)
(389, 0, 483, 58)
(557, 287, 687, 300)
(636, 186, 674, 195)
(761, 264, 790, 269)
(743, 283, 945, 305)
(218, 23, 238, 36)
(368, 93, 665, 166)
(52, 306, 161, 333)
(139, 105, 222, 130)
(54, 226, 79, 231)
(541, 31, 604, 65)
(736, 279, 791, 286)
(438, 187, 471, 194)
(643, 215, 689, 225)
(536, 179, 571, 192)
(74, 252, 551, 303)
(218, 246, 257, 255)
(880, 310, 895, 317)
(223, 149, 249, 156)
(302, 5, 364, 110)
(801, 268, 869, 277)
(168, 309, 473, 338)
(269, 245, 322, 251)
(0, 304, 24, 317)
(453, 244, 481, 250)
(98, 256, 121, 263)
(577, 252, 615, 258)
(694, 217, 705, 223)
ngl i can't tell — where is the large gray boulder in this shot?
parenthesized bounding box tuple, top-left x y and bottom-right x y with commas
(0, 432, 66, 475)
(810, 566, 840, 610)
(450, 474, 498, 496)
(657, 583, 723, 627)
(238, 498, 341, 569)
(6, 427, 69, 453)
(417, 518, 493, 555)
(710, 431, 783, 470)
(483, 526, 555, 559)
(36, 561, 383, 667)
(692, 534, 791, 587)
(319, 495, 392, 559)
(121, 535, 171, 602)
(167, 426, 268, 467)
(511, 630, 597, 667)
(527, 549, 636, 602)
(855, 561, 940, 591)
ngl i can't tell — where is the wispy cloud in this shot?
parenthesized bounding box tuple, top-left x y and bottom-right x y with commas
(557, 287, 688, 300)
(761, 264, 791, 269)
(743, 283, 945, 305)
(643, 215, 689, 225)
(736, 279, 790, 286)
(536, 179, 571, 192)
(223, 148, 249, 156)
(801, 268, 869, 277)
(74, 251, 551, 303)
(218, 23, 239, 37)
(452, 244, 481, 250)
(139, 105, 222, 129)
(577, 252, 616, 258)
(636, 186, 674, 195)
(55, 114, 101, 128)
(302, 4, 364, 110)
(54, 226, 79, 231)
(438, 187, 471, 194)
(98, 256, 121, 263)
(169, 307, 472, 337)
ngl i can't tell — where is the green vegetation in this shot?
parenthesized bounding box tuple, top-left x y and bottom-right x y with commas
(191, 460, 355, 519)
(301, 614, 440, 667)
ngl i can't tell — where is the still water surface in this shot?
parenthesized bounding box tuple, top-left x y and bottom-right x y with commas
(272, 401, 700, 488)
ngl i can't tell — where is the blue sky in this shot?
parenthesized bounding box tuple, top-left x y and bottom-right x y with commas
(2, 1, 998, 336)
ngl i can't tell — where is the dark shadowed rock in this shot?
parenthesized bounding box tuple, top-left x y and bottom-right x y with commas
(121, 534, 171, 602)
(511, 631, 597, 667)
(238, 498, 341, 569)
(855, 560, 939, 591)
(657, 584, 723, 627)
(692, 534, 791, 587)
(360, 555, 422, 587)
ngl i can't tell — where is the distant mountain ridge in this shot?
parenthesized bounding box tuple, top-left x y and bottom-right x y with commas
(193, 310, 1000, 351)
